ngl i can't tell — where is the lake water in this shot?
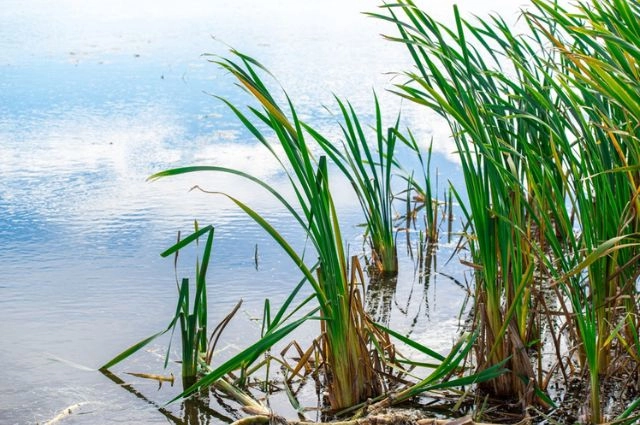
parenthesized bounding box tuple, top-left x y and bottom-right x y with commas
(1, 1, 526, 423)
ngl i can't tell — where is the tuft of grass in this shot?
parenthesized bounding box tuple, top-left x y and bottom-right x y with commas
(100, 224, 215, 378)
(101, 222, 316, 407)
(151, 51, 383, 409)
(523, 1, 640, 421)
(307, 93, 400, 276)
(169, 224, 214, 388)
(394, 132, 439, 244)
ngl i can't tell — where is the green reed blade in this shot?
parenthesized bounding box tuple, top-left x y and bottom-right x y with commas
(158, 225, 213, 258)
(372, 322, 444, 361)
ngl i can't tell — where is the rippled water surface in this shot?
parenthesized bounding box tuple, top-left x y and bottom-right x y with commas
(1, 1, 525, 423)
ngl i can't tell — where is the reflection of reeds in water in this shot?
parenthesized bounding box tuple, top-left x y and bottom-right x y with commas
(100, 369, 232, 425)
(417, 234, 437, 315)
(367, 232, 439, 330)
(365, 275, 397, 326)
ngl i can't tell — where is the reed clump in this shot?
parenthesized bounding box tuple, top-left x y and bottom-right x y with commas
(100, 224, 218, 385)
(309, 94, 400, 276)
(144, 52, 500, 413)
(376, 0, 640, 422)
(154, 54, 384, 409)
(100, 222, 314, 409)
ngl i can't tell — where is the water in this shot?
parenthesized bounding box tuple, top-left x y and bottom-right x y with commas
(1, 1, 525, 423)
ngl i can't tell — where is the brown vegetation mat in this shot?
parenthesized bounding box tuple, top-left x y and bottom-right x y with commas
(231, 412, 528, 425)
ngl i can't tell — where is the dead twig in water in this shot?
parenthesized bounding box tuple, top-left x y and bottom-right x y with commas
(41, 402, 93, 425)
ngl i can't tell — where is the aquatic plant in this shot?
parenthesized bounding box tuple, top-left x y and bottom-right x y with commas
(394, 132, 439, 243)
(172, 225, 214, 388)
(96, 0, 640, 421)
(308, 94, 400, 275)
(523, 1, 640, 421)
(100, 224, 216, 381)
(151, 52, 385, 410)
(375, 0, 640, 421)
(149, 50, 509, 412)
(373, 1, 538, 401)
(100, 223, 312, 405)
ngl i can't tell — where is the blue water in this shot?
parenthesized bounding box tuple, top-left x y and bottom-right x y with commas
(0, 1, 526, 423)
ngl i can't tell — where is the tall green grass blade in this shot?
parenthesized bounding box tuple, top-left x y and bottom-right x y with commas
(159, 225, 213, 258)
(372, 322, 445, 362)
